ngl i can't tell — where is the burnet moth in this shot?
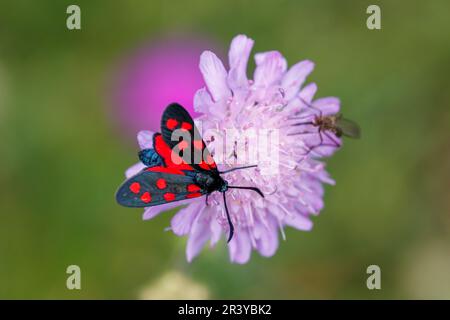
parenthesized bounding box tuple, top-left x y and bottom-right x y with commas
(116, 103, 263, 242)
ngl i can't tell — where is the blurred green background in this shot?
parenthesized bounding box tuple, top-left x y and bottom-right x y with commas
(1, 0, 449, 299)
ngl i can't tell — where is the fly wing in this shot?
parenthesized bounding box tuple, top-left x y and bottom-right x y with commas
(336, 117, 361, 139)
(115, 168, 206, 208)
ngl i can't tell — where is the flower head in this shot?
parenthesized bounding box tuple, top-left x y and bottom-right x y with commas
(113, 35, 218, 134)
(126, 35, 341, 264)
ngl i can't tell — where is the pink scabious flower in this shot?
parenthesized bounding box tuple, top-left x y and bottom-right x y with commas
(125, 35, 341, 264)
(112, 35, 218, 134)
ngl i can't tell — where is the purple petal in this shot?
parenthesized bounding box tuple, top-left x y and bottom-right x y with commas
(228, 229, 252, 264)
(253, 219, 279, 257)
(171, 201, 204, 235)
(284, 214, 313, 231)
(143, 199, 197, 220)
(209, 217, 222, 247)
(142, 207, 164, 220)
(317, 169, 336, 185)
(313, 97, 340, 115)
(312, 144, 341, 158)
(193, 87, 214, 114)
(300, 129, 342, 158)
(227, 35, 254, 90)
(125, 162, 145, 178)
(186, 211, 211, 262)
(253, 51, 287, 87)
(281, 60, 314, 100)
(137, 130, 154, 150)
(283, 95, 303, 114)
(266, 203, 285, 220)
(199, 51, 231, 102)
(298, 82, 318, 103)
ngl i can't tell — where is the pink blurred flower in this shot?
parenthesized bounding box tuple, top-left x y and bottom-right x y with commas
(126, 35, 341, 264)
(113, 35, 221, 134)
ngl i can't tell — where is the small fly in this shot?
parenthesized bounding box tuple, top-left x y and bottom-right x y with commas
(288, 98, 360, 155)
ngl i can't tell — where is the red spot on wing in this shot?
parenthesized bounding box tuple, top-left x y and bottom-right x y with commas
(181, 122, 193, 131)
(140, 192, 152, 203)
(129, 182, 140, 194)
(198, 161, 211, 170)
(206, 155, 216, 168)
(186, 192, 202, 199)
(187, 184, 201, 192)
(178, 140, 189, 150)
(166, 118, 178, 130)
(193, 140, 203, 150)
(156, 178, 167, 189)
(153, 134, 194, 171)
(197, 154, 216, 170)
(163, 193, 176, 202)
(170, 152, 184, 165)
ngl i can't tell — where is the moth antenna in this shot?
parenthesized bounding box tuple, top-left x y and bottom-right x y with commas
(228, 186, 264, 198)
(219, 165, 258, 174)
(223, 192, 234, 243)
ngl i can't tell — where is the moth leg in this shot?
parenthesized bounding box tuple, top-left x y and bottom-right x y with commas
(205, 194, 209, 206)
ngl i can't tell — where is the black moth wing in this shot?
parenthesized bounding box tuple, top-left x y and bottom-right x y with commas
(161, 103, 218, 173)
(115, 169, 206, 208)
(161, 103, 194, 149)
(336, 117, 361, 139)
